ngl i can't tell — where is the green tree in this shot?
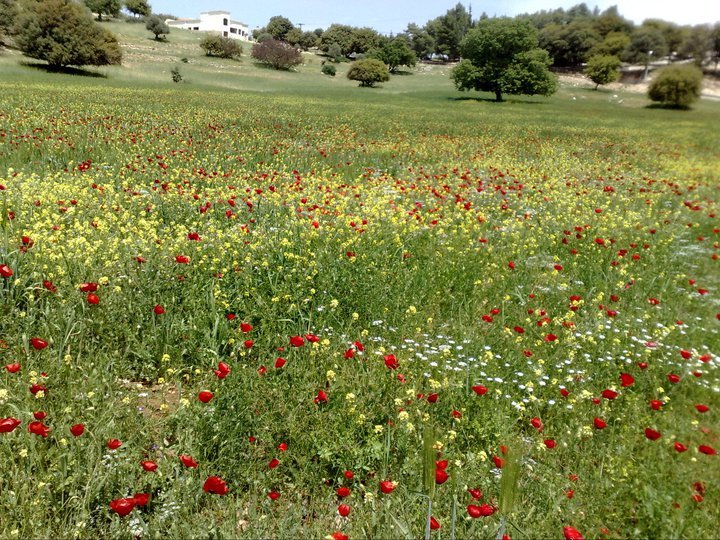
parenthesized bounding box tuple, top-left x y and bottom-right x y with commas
(84, 0, 121, 21)
(584, 54, 621, 89)
(425, 2, 472, 60)
(0, 0, 18, 45)
(679, 25, 711, 66)
(622, 26, 667, 65)
(539, 20, 601, 66)
(648, 64, 702, 108)
(251, 38, 302, 70)
(15, 0, 122, 67)
(200, 34, 242, 59)
(367, 37, 416, 72)
(124, 0, 150, 18)
(405, 23, 435, 59)
(347, 58, 390, 87)
(320, 24, 355, 55)
(589, 31, 630, 57)
(266, 15, 294, 41)
(451, 18, 558, 102)
(593, 5, 634, 37)
(145, 14, 169, 40)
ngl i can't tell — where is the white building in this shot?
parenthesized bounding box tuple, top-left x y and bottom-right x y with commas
(166, 11, 251, 40)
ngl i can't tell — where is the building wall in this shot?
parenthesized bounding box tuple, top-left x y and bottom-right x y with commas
(167, 11, 250, 40)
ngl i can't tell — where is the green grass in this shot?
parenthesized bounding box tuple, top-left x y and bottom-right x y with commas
(0, 21, 719, 540)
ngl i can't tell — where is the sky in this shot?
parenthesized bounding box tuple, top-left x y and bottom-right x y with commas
(149, 1, 719, 34)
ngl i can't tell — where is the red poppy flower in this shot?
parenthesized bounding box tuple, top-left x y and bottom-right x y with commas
(153, 304, 165, 315)
(344, 348, 355, 359)
(380, 480, 396, 494)
(243, 339, 254, 349)
(187, 232, 201, 241)
(28, 421, 50, 438)
(43, 280, 57, 293)
(674, 442, 688, 453)
(695, 404, 709, 413)
(508, 261, 515, 270)
(649, 400, 663, 410)
(203, 476, 228, 495)
(620, 373, 634, 387)
(468, 488, 483, 499)
(107, 438, 122, 450)
(467, 503, 495, 518)
(563, 526, 584, 540)
(175, 255, 190, 264)
(30, 338, 49, 350)
(338, 504, 351, 517)
(560, 388, 569, 397)
(289, 335, 305, 347)
(530, 417, 543, 430)
(545, 333, 558, 342)
(344, 470, 354, 480)
(29, 383, 48, 395)
(472, 384, 488, 396)
(133, 493, 150, 507)
(593, 417, 607, 430)
(336, 486, 351, 498)
(268, 458, 280, 469)
(430, 516, 441, 530)
(0, 264, 13, 278)
(699, 445, 716, 455)
(330, 533, 349, 540)
(198, 391, 214, 403)
(109, 497, 136, 517)
(240, 322, 253, 332)
(268, 491, 280, 501)
(427, 393, 438, 403)
(87, 293, 100, 305)
(278, 442, 288, 452)
(435, 468, 449, 484)
(384, 354, 399, 370)
(274, 357, 286, 369)
(544, 439, 557, 449)
(33, 411, 47, 420)
(493, 455, 505, 468)
(645, 428, 662, 441)
(667, 373, 681, 384)
(180, 454, 198, 468)
(141, 460, 158, 472)
(79, 282, 98, 292)
(314, 389, 328, 404)
(305, 333, 320, 343)
(4, 363, 20, 373)
(680, 349, 692, 360)
(213, 362, 231, 379)
(601, 389, 618, 400)
(0, 417, 21, 433)
(257, 365, 267, 376)
(67, 423, 84, 437)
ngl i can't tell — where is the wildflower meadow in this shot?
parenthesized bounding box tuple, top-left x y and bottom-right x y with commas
(0, 68, 718, 539)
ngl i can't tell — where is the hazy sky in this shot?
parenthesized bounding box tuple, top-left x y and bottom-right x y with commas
(149, 1, 719, 33)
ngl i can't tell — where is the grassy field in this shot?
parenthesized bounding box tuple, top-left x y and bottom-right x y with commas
(0, 23, 719, 539)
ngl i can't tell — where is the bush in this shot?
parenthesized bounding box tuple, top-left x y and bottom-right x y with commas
(200, 34, 242, 59)
(584, 54, 621, 89)
(145, 15, 170, 40)
(321, 63, 336, 76)
(347, 58, 389, 87)
(170, 65, 182, 82)
(251, 39, 303, 70)
(648, 64, 703, 108)
(14, 0, 122, 68)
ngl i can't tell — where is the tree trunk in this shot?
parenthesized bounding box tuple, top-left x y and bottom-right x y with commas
(495, 90, 503, 102)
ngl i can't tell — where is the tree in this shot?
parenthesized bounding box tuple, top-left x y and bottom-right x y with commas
(648, 64, 702, 108)
(320, 24, 355, 56)
(678, 25, 711, 66)
(124, 0, 150, 18)
(539, 20, 601, 66)
(367, 37, 416, 73)
(145, 15, 169, 40)
(405, 23, 435, 60)
(589, 31, 630, 57)
(251, 38, 302, 70)
(14, 0, 122, 68)
(426, 2, 472, 60)
(84, 0, 121, 21)
(347, 58, 389, 87)
(200, 35, 242, 59)
(266, 16, 294, 41)
(584, 54, 621, 89)
(0, 0, 18, 45)
(622, 26, 667, 65)
(451, 18, 558, 102)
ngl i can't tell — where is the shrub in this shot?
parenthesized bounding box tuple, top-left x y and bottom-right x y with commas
(170, 65, 182, 82)
(584, 54, 621, 89)
(648, 64, 703, 108)
(251, 39, 303, 70)
(200, 34, 242, 59)
(321, 63, 336, 76)
(347, 58, 389, 87)
(14, 0, 122, 68)
(145, 15, 170, 40)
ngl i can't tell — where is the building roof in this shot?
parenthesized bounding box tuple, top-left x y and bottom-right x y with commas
(201, 11, 230, 15)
